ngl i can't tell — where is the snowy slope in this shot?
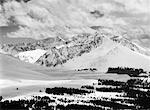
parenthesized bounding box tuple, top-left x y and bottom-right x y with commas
(63, 37, 150, 72)
(0, 53, 52, 80)
(103, 45, 150, 70)
(15, 49, 47, 63)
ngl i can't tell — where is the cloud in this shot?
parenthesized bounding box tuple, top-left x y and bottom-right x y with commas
(0, 0, 149, 51)
(113, 0, 150, 13)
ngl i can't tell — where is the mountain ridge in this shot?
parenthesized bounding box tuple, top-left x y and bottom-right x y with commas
(1, 32, 149, 72)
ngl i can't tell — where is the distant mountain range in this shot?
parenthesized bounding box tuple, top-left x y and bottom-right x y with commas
(1, 32, 150, 72)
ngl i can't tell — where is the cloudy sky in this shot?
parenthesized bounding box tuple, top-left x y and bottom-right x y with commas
(0, 0, 150, 47)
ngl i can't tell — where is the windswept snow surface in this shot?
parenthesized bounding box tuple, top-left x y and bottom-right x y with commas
(0, 53, 52, 80)
(15, 49, 47, 63)
(0, 79, 70, 89)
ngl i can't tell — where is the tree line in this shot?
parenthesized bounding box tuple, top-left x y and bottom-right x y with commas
(45, 87, 92, 95)
(107, 67, 146, 77)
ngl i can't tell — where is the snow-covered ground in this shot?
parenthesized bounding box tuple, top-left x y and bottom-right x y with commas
(0, 79, 70, 89)
(0, 79, 98, 90)
(0, 78, 98, 99)
(2, 91, 123, 102)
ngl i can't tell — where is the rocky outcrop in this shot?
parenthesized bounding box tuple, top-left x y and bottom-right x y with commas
(36, 32, 104, 67)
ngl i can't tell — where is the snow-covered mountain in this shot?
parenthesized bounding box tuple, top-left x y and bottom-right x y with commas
(34, 32, 150, 72)
(0, 0, 150, 72)
(62, 36, 150, 72)
(1, 30, 149, 72)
